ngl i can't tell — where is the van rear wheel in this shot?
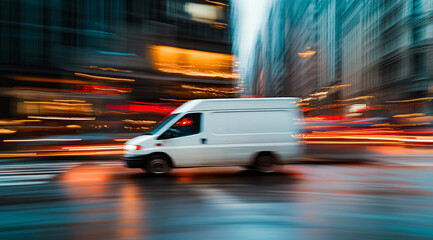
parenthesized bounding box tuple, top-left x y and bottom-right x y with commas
(253, 155, 277, 173)
(146, 155, 171, 175)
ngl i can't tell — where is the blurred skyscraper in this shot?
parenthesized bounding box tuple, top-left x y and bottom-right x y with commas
(0, 0, 234, 129)
(0, 0, 231, 70)
(234, 0, 433, 117)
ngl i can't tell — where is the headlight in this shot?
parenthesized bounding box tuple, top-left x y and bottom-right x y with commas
(125, 145, 141, 151)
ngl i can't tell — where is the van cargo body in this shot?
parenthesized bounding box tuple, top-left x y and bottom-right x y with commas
(124, 98, 302, 174)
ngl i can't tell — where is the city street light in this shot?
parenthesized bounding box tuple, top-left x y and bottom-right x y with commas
(298, 47, 316, 57)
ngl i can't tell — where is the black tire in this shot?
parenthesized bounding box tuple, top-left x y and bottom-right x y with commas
(146, 155, 171, 175)
(253, 154, 277, 173)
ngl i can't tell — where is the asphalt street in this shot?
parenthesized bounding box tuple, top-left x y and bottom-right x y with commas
(0, 155, 433, 240)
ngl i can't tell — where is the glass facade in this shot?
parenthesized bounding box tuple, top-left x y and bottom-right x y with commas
(233, 0, 433, 117)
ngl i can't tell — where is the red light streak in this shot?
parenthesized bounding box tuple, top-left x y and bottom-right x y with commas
(126, 101, 172, 105)
(106, 104, 176, 114)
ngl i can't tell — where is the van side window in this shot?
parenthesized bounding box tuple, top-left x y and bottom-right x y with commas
(161, 113, 202, 139)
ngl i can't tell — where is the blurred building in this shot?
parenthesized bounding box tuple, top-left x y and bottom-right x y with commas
(286, 0, 318, 99)
(234, 0, 433, 117)
(0, 0, 234, 133)
(0, 0, 231, 70)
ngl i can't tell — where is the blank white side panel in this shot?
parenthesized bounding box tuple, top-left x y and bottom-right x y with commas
(205, 110, 299, 166)
(209, 111, 292, 135)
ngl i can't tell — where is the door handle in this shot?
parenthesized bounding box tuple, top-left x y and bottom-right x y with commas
(201, 138, 207, 144)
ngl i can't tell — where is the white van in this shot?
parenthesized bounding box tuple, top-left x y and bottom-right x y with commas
(124, 98, 302, 174)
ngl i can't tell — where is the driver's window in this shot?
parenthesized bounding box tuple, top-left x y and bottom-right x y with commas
(160, 113, 202, 139)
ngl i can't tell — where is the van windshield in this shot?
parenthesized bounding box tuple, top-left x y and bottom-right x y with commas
(144, 114, 179, 135)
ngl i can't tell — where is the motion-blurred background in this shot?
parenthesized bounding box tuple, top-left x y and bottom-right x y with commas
(2, 0, 433, 157)
(0, 0, 234, 155)
(3, 2, 433, 239)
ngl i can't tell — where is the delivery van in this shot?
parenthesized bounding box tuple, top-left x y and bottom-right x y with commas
(124, 98, 302, 174)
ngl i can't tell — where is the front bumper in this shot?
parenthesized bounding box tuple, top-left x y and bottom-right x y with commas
(125, 155, 147, 168)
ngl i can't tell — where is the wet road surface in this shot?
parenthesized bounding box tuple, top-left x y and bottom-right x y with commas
(0, 157, 433, 240)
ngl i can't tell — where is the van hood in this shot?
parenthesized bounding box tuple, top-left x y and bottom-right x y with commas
(125, 135, 154, 145)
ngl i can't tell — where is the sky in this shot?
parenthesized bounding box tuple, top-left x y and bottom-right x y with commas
(231, 0, 273, 79)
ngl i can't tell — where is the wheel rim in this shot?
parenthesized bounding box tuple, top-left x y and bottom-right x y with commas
(149, 159, 169, 174)
(256, 156, 275, 173)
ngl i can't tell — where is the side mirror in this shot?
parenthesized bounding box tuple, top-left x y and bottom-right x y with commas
(158, 129, 174, 140)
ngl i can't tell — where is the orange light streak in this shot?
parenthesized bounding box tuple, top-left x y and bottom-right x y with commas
(206, 0, 228, 6)
(24, 101, 92, 106)
(0, 128, 17, 134)
(393, 113, 425, 118)
(338, 96, 374, 102)
(89, 65, 133, 73)
(386, 97, 433, 103)
(53, 99, 86, 103)
(367, 146, 433, 155)
(62, 145, 124, 151)
(28, 116, 96, 121)
(0, 153, 38, 158)
(74, 72, 135, 82)
(322, 84, 352, 89)
(298, 50, 316, 57)
(181, 84, 237, 93)
(37, 150, 125, 157)
(302, 134, 433, 143)
(0, 119, 41, 125)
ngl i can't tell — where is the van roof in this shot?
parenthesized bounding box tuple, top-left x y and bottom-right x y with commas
(172, 97, 299, 113)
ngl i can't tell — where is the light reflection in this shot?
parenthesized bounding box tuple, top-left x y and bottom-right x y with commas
(60, 165, 111, 184)
(118, 183, 145, 239)
(59, 163, 149, 239)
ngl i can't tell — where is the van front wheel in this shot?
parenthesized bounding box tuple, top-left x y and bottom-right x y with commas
(253, 155, 277, 173)
(146, 155, 171, 175)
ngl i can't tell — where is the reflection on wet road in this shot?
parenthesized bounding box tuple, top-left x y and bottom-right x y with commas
(0, 159, 433, 240)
